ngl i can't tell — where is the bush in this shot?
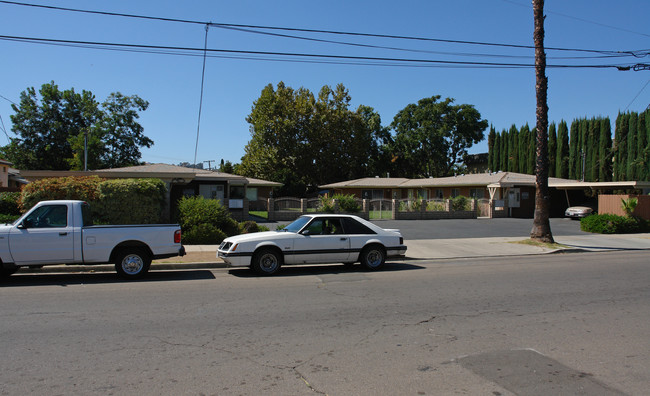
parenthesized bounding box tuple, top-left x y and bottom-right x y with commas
(450, 196, 470, 211)
(580, 213, 650, 234)
(318, 194, 360, 213)
(177, 196, 239, 244)
(0, 213, 20, 224)
(427, 201, 445, 211)
(240, 220, 269, 234)
(20, 176, 104, 211)
(0, 192, 21, 215)
(95, 178, 167, 224)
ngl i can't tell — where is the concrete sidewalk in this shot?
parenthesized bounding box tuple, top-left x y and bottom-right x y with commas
(14, 232, 650, 274)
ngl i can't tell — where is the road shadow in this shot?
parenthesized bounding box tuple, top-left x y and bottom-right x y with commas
(227, 261, 425, 278)
(0, 270, 216, 287)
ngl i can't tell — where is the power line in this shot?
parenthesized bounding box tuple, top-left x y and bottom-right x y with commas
(0, 34, 639, 70)
(1, 0, 647, 58)
(625, 79, 650, 111)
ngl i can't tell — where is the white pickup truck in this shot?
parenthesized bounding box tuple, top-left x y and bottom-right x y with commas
(0, 200, 185, 279)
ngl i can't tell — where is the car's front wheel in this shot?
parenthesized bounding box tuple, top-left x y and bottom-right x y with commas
(360, 245, 385, 270)
(252, 248, 282, 275)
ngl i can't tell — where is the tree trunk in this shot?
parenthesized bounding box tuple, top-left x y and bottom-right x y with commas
(530, 0, 554, 243)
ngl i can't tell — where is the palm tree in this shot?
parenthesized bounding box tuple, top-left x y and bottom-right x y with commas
(530, 0, 555, 243)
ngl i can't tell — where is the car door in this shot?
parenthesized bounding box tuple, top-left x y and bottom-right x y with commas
(291, 218, 350, 264)
(8, 204, 75, 265)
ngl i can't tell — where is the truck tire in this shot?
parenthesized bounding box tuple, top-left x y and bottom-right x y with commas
(114, 248, 151, 279)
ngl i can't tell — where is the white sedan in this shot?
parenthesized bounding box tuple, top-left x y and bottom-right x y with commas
(217, 214, 407, 275)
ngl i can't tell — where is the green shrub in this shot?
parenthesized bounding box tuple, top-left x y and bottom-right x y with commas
(580, 213, 650, 234)
(95, 178, 167, 224)
(427, 201, 445, 211)
(335, 194, 360, 213)
(240, 220, 269, 234)
(450, 196, 470, 211)
(20, 176, 104, 211)
(0, 213, 20, 224)
(0, 192, 21, 215)
(318, 194, 360, 213)
(177, 196, 239, 244)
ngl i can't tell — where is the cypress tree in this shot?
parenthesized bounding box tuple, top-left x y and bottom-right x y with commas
(548, 122, 557, 178)
(585, 119, 597, 181)
(528, 127, 536, 174)
(487, 126, 496, 171)
(556, 120, 569, 178)
(636, 112, 647, 181)
(598, 118, 612, 182)
(509, 124, 519, 172)
(627, 112, 638, 180)
(493, 132, 501, 171)
(569, 119, 579, 179)
(578, 119, 588, 181)
(500, 128, 509, 172)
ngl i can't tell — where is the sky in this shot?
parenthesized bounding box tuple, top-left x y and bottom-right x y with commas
(1, 0, 649, 169)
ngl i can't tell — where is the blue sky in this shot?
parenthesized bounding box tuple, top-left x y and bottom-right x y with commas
(1, 0, 649, 169)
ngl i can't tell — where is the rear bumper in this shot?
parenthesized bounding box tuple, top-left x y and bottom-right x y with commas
(153, 245, 186, 259)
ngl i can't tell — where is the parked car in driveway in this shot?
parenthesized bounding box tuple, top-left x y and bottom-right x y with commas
(565, 205, 595, 219)
(217, 214, 407, 275)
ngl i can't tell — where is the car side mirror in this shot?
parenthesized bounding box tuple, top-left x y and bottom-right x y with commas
(301, 230, 311, 236)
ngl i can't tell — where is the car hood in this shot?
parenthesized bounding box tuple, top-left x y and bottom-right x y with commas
(222, 230, 295, 244)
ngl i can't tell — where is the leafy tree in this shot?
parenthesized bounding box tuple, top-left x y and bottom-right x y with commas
(2, 82, 152, 170)
(239, 82, 384, 195)
(387, 95, 487, 177)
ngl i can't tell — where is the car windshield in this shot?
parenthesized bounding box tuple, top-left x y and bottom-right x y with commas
(284, 216, 311, 233)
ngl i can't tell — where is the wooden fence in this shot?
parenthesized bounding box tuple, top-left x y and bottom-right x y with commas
(599, 194, 650, 220)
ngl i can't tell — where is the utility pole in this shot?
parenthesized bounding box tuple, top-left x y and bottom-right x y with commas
(203, 160, 215, 170)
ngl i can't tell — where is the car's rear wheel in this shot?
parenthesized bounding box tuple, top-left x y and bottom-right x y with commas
(360, 245, 385, 270)
(252, 248, 282, 275)
(114, 248, 151, 279)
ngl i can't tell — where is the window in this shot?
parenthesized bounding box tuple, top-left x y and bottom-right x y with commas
(435, 189, 444, 199)
(362, 189, 384, 200)
(246, 187, 258, 201)
(451, 189, 460, 198)
(23, 205, 68, 228)
(342, 217, 376, 235)
(229, 185, 245, 199)
(470, 188, 485, 199)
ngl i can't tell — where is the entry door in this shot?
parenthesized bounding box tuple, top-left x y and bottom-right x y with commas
(8, 204, 75, 265)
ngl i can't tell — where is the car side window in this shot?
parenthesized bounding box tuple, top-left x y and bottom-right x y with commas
(305, 219, 344, 235)
(23, 205, 68, 228)
(341, 217, 376, 235)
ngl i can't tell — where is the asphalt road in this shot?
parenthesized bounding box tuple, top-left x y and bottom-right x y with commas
(1, 250, 647, 395)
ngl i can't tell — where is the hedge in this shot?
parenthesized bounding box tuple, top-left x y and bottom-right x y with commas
(18, 176, 167, 224)
(580, 214, 650, 234)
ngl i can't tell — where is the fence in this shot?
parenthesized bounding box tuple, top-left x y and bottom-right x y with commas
(598, 194, 650, 220)
(266, 198, 479, 221)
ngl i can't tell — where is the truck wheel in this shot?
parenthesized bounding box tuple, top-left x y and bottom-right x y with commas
(252, 248, 282, 276)
(115, 248, 151, 279)
(360, 245, 385, 271)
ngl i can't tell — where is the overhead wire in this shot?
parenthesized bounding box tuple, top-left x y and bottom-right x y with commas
(0, 34, 640, 70)
(1, 0, 648, 59)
